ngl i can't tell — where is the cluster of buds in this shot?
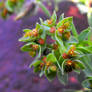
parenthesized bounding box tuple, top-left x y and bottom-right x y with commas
(29, 44, 39, 57)
(68, 45, 76, 56)
(39, 57, 57, 72)
(31, 44, 39, 51)
(24, 29, 38, 37)
(62, 45, 76, 59)
(64, 60, 75, 73)
(53, 44, 58, 50)
(62, 45, 79, 73)
(57, 22, 71, 40)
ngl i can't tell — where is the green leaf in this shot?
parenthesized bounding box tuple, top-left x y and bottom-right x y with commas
(21, 42, 37, 52)
(29, 45, 41, 67)
(23, 29, 32, 32)
(32, 60, 42, 67)
(39, 70, 44, 77)
(39, 18, 43, 24)
(59, 13, 64, 21)
(88, 29, 92, 45)
(87, 9, 92, 27)
(51, 11, 57, 24)
(55, 30, 66, 54)
(47, 53, 57, 63)
(36, 23, 41, 30)
(82, 79, 92, 89)
(71, 23, 78, 38)
(67, 36, 78, 44)
(62, 59, 67, 75)
(5, 0, 15, 12)
(45, 68, 56, 81)
(87, 77, 92, 80)
(40, 25, 49, 39)
(78, 27, 90, 42)
(76, 47, 92, 54)
(79, 51, 92, 76)
(17, 0, 24, 9)
(19, 35, 38, 42)
(53, 49, 61, 60)
(74, 60, 85, 69)
(0, 2, 3, 7)
(57, 70, 68, 85)
(56, 17, 73, 29)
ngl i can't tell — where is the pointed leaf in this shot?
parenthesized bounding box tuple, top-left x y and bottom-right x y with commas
(57, 70, 68, 85)
(78, 27, 90, 42)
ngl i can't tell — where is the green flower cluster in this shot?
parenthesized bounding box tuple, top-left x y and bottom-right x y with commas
(19, 11, 92, 89)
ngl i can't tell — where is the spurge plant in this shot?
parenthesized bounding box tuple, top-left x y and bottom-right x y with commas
(19, 11, 92, 89)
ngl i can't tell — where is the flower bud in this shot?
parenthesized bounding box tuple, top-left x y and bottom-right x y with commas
(38, 38, 45, 45)
(63, 32, 71, 40)
(42, 57, 47, 63)
(50, 27, 56, 33)
(2, 8, 8, 17)
(24, 32, 32, 37)
(31, 44, 39, 50)
(50, 65, 57, 72)
(29, 51, 36, 57)
(63, 22, 70, 29)
(70, 45, 76, 50)
(62, 53, 69, 59)
(32, 29, 38, 37)
(53, 44, 58, 50)
(46, 61, 52, 69)
(66, 60, 73, 66)
(64, 60, 75, 73)
(47, 19, 53, 24)
(57, 27, 64, 34)
(40, 62, 44, 69)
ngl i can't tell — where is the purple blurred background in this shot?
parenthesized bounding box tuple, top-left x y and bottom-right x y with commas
(0, 1, 89, 92)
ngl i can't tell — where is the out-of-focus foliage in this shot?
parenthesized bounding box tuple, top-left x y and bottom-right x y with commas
(19, 11, 92, 90)
(72, 0, 92, 27)
(0, 0, 51, 20)
(0, 0, 24, 19)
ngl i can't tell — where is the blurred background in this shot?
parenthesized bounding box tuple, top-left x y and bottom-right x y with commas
(0, 0, 91, 92)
